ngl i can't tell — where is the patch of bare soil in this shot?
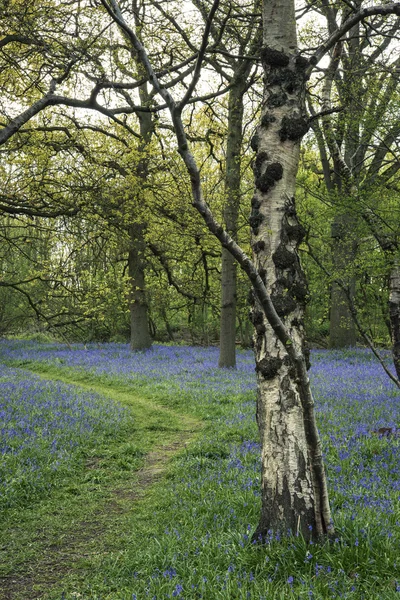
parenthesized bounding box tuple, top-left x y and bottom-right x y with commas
(0, 430, 197, 600)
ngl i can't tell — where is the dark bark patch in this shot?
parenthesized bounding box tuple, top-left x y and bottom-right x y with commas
(256, 355, 282, 379)
(295, 444, 307, 483)
(268, 69, 299, 94)
(250, 132, 259, 152)
(251, 310, 264, 327)
(251, 196, 261, 209)
(267, 91, 288, 108)
(258, 268, 267, 284)
(290, 317, 304, 329)
(271, 292, 297, 317)
(284, 196, 297, 217)
(276, 273, 294, 290)
(295, 55, 309, 71)
(253, 151, 269, 177)
(256, 162, 283, 193)
(280, 375, 297, 409)
(272, 244, 296, 269)
(261, 113, 276, 128)
(279, 115, 309, 142)
(256, 323, 266, 336)
(252, 240, 265, 254)
(285, 223, 306, 243)
(291, 280, 309, 304)
(249, 212, 264, 230)
(283, 354, 296, 379)
(261, 46, 290, 67)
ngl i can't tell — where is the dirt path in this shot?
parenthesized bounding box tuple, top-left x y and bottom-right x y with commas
(0, 373, 201, 600)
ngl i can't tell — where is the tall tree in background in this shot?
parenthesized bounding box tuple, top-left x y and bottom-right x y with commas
(307, 2, 400, 347)
(192, 0, 262, 368)
(123, 0, 154, 350)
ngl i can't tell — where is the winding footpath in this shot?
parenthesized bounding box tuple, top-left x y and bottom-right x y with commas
(0, 369, 202, 600)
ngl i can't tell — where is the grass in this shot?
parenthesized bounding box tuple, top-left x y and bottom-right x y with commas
(0, 365, 137, 511)
(0, 340, 399, 599)
(0, 361, 199, 600)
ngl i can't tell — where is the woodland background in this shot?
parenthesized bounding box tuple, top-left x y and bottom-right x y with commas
(0, 0, 399, 360)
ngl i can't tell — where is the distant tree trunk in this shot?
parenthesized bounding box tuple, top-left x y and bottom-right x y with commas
(238, 313, 252, 348)
(128, 222, 152, 350)
(329, 215, 357, 348)
(389, 260, 400, 379)
(161, 308, 175, 342)
(219, 83, 245, 368)
(128, 45, 154, 350)
(311, 31, 360, 349)
(192, 0, 261, 369)
(329, 24, 360, 349)
(250, 0, 332, 540)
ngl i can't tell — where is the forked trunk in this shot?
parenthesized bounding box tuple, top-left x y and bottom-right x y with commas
(251, 0, 332, 540)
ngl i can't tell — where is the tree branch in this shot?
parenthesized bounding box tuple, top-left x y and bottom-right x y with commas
(308, 3, 400, 74)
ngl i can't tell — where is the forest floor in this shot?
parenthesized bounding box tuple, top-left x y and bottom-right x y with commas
(1, 341, 399, 599)
(0, 370, 202, 600)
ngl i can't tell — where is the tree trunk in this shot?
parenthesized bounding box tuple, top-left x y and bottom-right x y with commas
(251, 0, 332, 540)
(219, 247, 237, 365)
(128, 222, 152, 350)
(238, 313, 252, 348)
(218, 84, 245, 368)
(329, 215, 357, 348)
(313, 30, 359, 350)
(327, 35, 359, 349)
(389, 260, 400, 379)
(128, 43, 154, 350)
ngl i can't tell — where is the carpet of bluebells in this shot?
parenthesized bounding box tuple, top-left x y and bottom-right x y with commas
(0, 340, 399, 598)
(0, 339, 256, 406)
(0, 361, 133, 511)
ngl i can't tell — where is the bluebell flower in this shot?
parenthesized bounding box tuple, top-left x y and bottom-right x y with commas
(172, 584, 183, 597)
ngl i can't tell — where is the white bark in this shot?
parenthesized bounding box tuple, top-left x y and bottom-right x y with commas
(251, 0, 332, 539)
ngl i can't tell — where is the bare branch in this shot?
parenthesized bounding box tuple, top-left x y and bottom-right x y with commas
(308, 3, 400, 74)
(179, 0, 221, 109)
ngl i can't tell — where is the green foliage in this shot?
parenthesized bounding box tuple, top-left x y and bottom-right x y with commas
(297, 143, 398, 347)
